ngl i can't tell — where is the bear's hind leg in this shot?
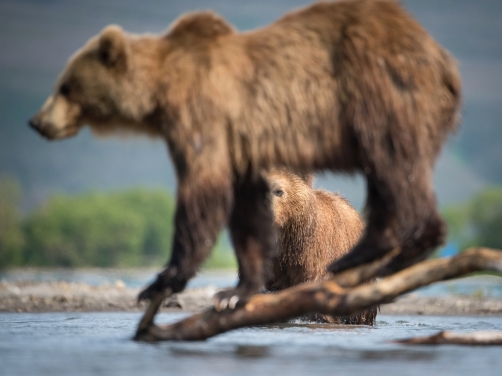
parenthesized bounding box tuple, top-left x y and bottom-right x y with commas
(328, 162, 446, 277)
(214, 173, 275, 310)
(328, 174, 401, 274)
(380, 180, 447, 276)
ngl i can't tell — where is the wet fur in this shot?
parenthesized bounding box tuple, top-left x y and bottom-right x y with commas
(266, 169, 377, 325)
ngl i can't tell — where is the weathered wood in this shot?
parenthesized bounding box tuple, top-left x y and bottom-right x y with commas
(134, 247, 502, 342)
(135, 289, 169, 338)
(395, 331, 502, 346)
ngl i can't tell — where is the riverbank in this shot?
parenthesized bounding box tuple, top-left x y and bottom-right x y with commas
(1, 280, 502, 316)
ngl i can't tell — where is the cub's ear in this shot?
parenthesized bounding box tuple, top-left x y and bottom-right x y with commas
(98, 25, 127, 69)
(300, 173, 315, 187)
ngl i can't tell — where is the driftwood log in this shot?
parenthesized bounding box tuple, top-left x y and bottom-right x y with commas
(134, 248, 502, 342)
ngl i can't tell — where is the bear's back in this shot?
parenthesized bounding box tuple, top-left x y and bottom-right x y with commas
(293, 189, 363, 285)
(312, 189, 364, 261)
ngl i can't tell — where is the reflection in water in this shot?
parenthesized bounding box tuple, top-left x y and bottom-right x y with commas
(170, 344, 270, 359)
(359, 349, 436, 361)
(258, 321, 373, 331)
(235, 345, 269, 358)
(169, 347, 217, 358)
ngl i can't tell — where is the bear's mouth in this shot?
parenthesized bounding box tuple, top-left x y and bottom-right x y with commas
(30, 121, 80, 141)
(48, 125, 80, 140)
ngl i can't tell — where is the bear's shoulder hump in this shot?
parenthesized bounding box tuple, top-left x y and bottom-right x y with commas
(166, 11, 235, 42)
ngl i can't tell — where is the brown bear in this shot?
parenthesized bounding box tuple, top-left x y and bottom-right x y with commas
(266, 168, 377, 324)
(29, 0, 461, 310)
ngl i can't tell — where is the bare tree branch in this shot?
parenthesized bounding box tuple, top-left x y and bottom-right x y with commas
(134, 247, 502, 342)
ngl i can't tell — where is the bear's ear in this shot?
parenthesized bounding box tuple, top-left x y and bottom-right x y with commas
(98, 25, 127, 69)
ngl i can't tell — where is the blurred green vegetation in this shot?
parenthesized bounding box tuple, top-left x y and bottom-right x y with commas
(442, 186, 502, 251)
(0, 177, 25, 267)
(0, 177, 236, 269)
(5, 174, 502, 270)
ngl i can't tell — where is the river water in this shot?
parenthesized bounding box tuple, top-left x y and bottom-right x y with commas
(1, 271, 502, 375)
(1, 312, 502, 376)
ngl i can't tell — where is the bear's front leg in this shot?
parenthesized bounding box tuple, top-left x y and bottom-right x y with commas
(214, 173, 275, 310)
(138, 176, 232, 303)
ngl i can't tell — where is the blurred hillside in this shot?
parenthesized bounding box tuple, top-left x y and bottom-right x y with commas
(0, 0, 501, 211)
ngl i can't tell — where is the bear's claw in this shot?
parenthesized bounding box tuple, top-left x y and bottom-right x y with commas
(213, 289, 249, 311)
(228, 295, 240, 309)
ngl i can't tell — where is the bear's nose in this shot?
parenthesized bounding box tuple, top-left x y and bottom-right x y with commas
(28, 116, 40, 130)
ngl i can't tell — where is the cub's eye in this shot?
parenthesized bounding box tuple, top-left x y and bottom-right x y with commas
(273, 189, 284, 197)
(59, 83, 71, 97)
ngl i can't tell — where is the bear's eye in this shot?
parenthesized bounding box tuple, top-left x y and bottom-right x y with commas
(273, 189, 284, 197)
(59, 83, 71, 97)
(99, 50, 110, 65)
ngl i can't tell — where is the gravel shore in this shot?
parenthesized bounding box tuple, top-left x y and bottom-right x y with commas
(1, 280, 502, 316)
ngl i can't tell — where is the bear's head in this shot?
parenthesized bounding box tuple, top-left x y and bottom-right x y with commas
(267, 169, 315, 227)
(29, 25, 157, 140)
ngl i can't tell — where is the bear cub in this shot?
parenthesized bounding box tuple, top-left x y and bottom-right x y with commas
(266, 169, 377, 324)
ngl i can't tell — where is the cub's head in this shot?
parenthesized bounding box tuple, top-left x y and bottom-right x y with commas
(267, 169, 314, 227)
(29, 25, 156, 140)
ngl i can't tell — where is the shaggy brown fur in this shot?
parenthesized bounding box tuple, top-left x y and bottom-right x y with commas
(266, 169, 376, 324)
(29, 0, 461, 308)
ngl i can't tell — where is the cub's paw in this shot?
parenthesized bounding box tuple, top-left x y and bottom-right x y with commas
(213, 288, 252, 311)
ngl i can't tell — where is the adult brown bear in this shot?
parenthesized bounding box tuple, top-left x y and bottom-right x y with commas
(29, 0, 461, 309)
(266, 169, 377, 324)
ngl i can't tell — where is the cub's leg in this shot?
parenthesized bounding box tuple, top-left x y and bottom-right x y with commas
(214, 173, 275, 310)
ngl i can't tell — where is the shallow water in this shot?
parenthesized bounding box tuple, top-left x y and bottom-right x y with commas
(2, 269, 502, 297)
(1, 313, 502, 376)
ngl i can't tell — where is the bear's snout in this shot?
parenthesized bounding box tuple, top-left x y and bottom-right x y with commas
(28, 114, 56, 139)
(28, 115, 48, 137)
(28, 116, 40, 131)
